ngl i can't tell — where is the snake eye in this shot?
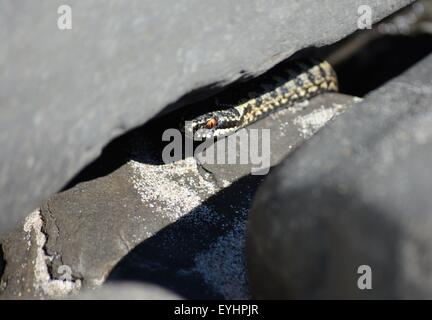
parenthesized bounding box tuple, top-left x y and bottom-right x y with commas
(204, 117, 217, 129)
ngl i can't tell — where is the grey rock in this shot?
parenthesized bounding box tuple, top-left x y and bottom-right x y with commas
(247, 53, 432, 299)
(0, 0, 412, 237)
(0, 209, 82, 299)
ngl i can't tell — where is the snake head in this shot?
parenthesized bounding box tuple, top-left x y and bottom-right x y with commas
(183, 108, 241, 140)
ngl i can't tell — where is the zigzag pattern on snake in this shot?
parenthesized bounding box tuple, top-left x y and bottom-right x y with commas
(183, 60, 338, 139)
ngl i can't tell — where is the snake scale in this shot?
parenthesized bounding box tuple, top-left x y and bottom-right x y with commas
(184, 60, 338, 139)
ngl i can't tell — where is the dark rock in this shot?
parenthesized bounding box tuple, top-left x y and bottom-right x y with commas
(247, 53, 432, 299)
(0, 0, 412, 237)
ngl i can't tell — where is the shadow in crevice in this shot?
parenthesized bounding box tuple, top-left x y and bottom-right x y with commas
(334, 34, 432, 97)
(60, 49, 318, 190)
(61, 79, 223, 191)
(106, 173, 266, 300)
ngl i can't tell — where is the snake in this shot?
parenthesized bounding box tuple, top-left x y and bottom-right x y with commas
(183, 60, 338, 139)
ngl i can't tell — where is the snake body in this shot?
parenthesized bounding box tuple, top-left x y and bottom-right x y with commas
(184, 60, 338, 139)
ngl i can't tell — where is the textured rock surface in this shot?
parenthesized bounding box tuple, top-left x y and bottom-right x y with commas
(0, 210, 81, 299)
(0, 93, 355, 299)
(247, 53, 432, 299)
(0, 0, 412, 237)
